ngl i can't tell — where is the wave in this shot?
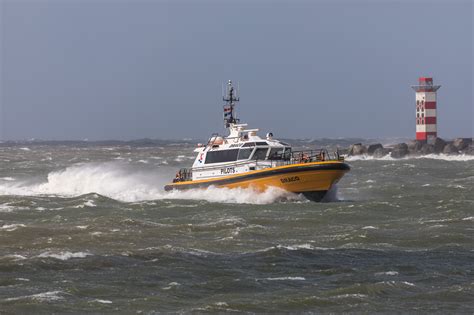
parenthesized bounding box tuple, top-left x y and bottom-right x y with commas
(0, 162, 305, 204)
(346, 153, 474, 161)
(5, 290, 65, 302)
(37, 251, 92, 260)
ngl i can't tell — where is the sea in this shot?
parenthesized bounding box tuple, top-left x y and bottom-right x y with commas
(0, 140, 473, 313)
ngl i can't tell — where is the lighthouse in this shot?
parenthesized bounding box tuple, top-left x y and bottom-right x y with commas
(411, 77, 441, 143)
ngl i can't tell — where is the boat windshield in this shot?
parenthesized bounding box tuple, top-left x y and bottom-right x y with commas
(237, 148, 253, 160)
(205, 149, 239, 164)
(268, 148, 284, 160)
(252, 148, 268, 160)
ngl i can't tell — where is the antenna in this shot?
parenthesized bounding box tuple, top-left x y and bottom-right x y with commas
(223, 80, 240, 128)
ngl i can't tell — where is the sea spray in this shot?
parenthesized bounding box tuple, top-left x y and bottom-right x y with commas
(0, 162, 304, 204)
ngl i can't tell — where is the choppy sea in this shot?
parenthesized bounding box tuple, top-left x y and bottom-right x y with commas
(0, 141, 473, 313)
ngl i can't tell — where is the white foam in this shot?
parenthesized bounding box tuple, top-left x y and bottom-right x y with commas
(0, 177, 15, 181)
(0, 204, 16, 212)
(0, 162, 304, 204)
(6, 290, 65, 302)
(162, 282, 181, 290)
(414, 154, 474, 161)
(277, 244, 314, 251)
(332, 293, 368, 299)
(74, 200, 96, 208)
(346, 154, 394, 161)
(346, 153, 474, 161)
(1, 254, 27, 261)
(375, 271, 399, 276)
(38, 251, 92, 260)
(0, 224, 26, 231)
(361, 226, 378, 230)
(16, 278, 30, 281)
(265, 276, 306, 281)
(93, 299, 113, 304)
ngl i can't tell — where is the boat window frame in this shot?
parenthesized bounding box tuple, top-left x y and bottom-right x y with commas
(237, 147, 253, 160)
(204, 148, 240, 164)
(251, 147, 269, 160)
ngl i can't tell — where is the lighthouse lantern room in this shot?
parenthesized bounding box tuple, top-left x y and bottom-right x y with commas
(411, 77, 441, 143)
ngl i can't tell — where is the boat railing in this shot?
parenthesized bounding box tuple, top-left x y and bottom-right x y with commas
(263, 149, 344, 166)
(173, 168, 193, 183)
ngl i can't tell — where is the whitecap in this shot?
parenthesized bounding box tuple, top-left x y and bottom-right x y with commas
(264, 276, 305, 281)
(1, 254, 27, 261)
(0, 224, 26, 231)
(74, 200, 96, 208)
(37, 251, 92, 260)
(361, 226, 378, 230)
(346, 153, 474, 162)
(277, 244, 314, 250)
(5, 290, 65, 302)
(162, 282, 181, 290)
(375, 271, 399, 276)
(93, 299, 113, 304)
(332, 293, 368, 299)
(0, 204, 16, 212)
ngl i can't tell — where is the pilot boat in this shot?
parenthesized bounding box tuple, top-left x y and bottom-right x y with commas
(164, 81, 350, 201)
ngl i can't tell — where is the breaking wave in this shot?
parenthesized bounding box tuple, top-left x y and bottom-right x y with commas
(345, 154, 474, 162)
(0, 162, 305, 204)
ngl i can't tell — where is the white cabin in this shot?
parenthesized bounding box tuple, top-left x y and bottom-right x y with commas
(190, 123, 292, 181)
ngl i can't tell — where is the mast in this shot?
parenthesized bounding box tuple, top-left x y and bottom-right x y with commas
(223, 80, 240, 128)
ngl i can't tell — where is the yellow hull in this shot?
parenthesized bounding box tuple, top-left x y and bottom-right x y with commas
(164, 161, 350, 201)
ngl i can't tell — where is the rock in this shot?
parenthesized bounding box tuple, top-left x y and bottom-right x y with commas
(348, 143, 367, 156)
(443, 143, 458, 154)
(433, 137, 447, 153)
(373, 147, 389, 158)
(337, 148, 349, 156)
(420, 143, 435, 155)
(407, 140, 424, 154)
(390, 143, 408, 158)
(461, 144, 474, 155)
(367, 143, 383, 155)
(453, 138, 472, 151)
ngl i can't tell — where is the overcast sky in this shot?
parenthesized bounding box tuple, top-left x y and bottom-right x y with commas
(0, 0, 472, 140)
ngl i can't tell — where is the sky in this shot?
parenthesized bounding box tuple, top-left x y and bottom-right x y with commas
(0, 0, 472, 141)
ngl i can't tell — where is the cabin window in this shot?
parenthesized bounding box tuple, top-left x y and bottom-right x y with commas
(205, 149, 239, 164)
(255, 142, 268, 146)
(252, 148, 269, 160)
(242, 142, 255, 147)
(237, 148, 253, 160)
(268, 148, 285, 160)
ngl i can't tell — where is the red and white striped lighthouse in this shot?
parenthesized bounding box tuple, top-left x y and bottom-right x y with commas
(411, 77, 441, 143)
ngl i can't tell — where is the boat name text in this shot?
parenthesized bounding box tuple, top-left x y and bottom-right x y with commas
(280, 176, 300, 183)
(221, 167, 236, 174)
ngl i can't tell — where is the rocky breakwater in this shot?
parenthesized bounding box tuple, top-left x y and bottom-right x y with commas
(347, 137, 473, 159)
